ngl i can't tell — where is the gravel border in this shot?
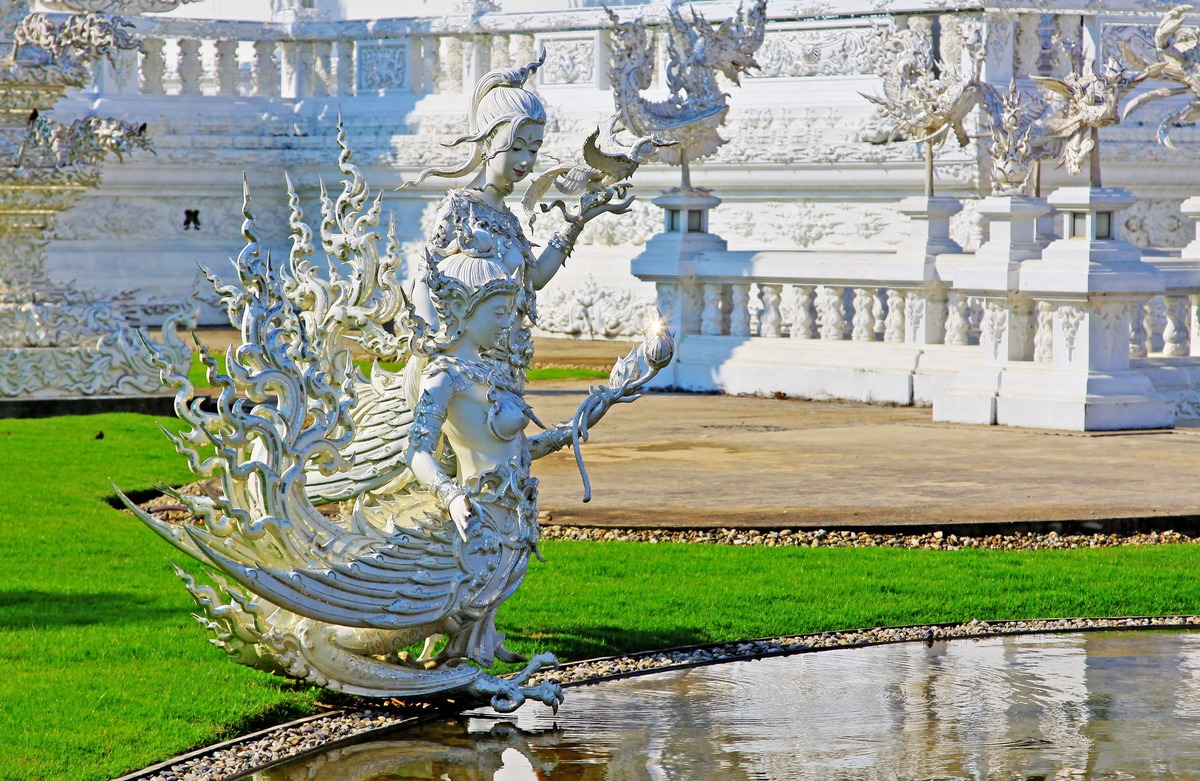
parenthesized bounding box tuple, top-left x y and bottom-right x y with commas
(117, 614, 1200, 781)
(539, 524, 1196, 550)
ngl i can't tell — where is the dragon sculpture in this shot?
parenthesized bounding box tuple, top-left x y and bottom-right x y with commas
(605, 0, 767, 190)
(120, 118, 672, 713)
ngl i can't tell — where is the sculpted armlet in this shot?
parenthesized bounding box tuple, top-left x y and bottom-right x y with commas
(409, 391, 466, 510)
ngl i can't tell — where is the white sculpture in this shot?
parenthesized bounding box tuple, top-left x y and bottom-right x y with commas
(1030, 43, 1160, 186)
(121, 59, 671, 712)
(606, 0, 767, 191)
(1122, 4, 1200, 149)
(980, 81, 1048, 197)
(861, 22, 985, 197)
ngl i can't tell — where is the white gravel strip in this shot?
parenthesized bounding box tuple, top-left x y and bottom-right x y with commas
(539, 525, 1196, 550)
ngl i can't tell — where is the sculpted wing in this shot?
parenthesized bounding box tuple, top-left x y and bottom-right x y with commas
(304, 367, 415, 505)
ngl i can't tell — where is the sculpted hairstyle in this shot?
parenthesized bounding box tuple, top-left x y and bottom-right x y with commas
(401, 52, 548, 188)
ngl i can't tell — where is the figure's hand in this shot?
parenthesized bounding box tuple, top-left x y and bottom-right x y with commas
(448, 494, 472, 541)
(579, 188, 636, 223)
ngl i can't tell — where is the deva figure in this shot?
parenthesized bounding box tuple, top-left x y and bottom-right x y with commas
(122, 55, 669, 712)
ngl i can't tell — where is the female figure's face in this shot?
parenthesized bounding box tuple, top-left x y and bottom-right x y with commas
(463, 292, 517, 351)
(486, 122, 544, 190)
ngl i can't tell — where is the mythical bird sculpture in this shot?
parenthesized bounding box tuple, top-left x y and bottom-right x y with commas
(606, 0, 767, 190)
(861, 22, 986, 197)
(521, 113, 667, 226)
(1031, 47, 1160, 185)
(121, 60, 669, 713)
(1122, 4, 1200, 149)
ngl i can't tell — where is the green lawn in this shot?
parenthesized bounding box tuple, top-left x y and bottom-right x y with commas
(186, 352, 607, 388)
(2, 412, 1200, 781)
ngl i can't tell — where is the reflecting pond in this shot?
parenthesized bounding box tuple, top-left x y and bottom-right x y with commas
(254, 630, 1200, 780)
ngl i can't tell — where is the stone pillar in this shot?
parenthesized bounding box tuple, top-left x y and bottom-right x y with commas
(630, 189, 726, 389)
(1002, 186, 1172, 430)
(215, 39, 240, 97)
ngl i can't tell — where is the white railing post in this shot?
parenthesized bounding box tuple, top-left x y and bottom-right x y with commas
(140, 37, 166, 94)
(215, 39, 239, 96)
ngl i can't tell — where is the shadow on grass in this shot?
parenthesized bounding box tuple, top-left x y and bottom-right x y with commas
(0, 590, 180, 629)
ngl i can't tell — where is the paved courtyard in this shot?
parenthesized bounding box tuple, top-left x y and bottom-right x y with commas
(194, 329, 1200, 532)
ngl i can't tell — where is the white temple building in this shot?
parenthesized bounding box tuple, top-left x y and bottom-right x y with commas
(33, 0, 1200, 429)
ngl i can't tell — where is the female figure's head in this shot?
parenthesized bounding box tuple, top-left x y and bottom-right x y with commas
(417, 252, 519, 356)
(402, 53, 548, 194)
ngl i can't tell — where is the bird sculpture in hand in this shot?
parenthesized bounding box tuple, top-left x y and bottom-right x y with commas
(522, 113, 670, 226)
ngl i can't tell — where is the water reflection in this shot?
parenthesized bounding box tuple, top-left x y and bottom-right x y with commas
(253, 631, 1200, 780)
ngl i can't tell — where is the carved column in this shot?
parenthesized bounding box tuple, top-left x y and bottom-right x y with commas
(312, 41, 333, 97)
(884, 289, 905, 343)
(729, 284, 751, 337)
(1129, 299, 1149, 358)
(851, 287, 875, 341)
(253, 41, 279, 97)
(760, 284, 782, 337)
(944, 292, 969, 346)
(140, 37, 166, 94)
(490, 35, 510, 74)
(440, 37, 463, 94)
(421, 36, 438, 93)
(279, 41, 311, 98)
(335, 40, 355, 96)
(177, 39, 203, 95)
(701, 283, 725, 336)
(215, 39, 239, 97)
(1190, 295, 1200, 357)
(789, 285, 815, 339)
(816, 285, 845, 341)
(1163, 295, 1190, 357)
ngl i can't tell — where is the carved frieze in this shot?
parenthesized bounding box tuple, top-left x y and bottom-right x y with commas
(747, 24, 889, 79)
(536, 275, 656, 339)
(356, 43, 407, 93)
(538, 36, 595, 86)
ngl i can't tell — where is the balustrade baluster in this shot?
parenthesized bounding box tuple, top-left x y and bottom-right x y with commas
(421, 36, 438, 94)
(140, 37, 166, 94)
(178, 38, 203, 95)
(510, 34, 536, 69)
(335, 40, 355, 96)
(253, 40, 279, 97)
(1191, 295, 1200, 357)
(312, 41, 333, 97)
(440, 37, 463, 93)
(215, 39, 239, 96)
(730, 284, 751, 337)
(816, 285, 845, 340)
(760, 284, 782, 337)
(1129, 299, 1149, 358)
(1034, 300, 1054, 362)
(789, 285, 815, 339)
(1163, 295, 1190, 357)
(944, 292, 969, 345)
(851, 287, 874, 341)
(884, 289, 905, 342)
(1147, 295, 1166, 353)
(701, 283, 725, 336)
(490, 35, 510, 76)
(872, 289, 886, 337)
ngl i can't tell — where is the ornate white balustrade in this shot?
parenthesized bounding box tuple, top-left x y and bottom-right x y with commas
(633, 191, 1200, 429)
